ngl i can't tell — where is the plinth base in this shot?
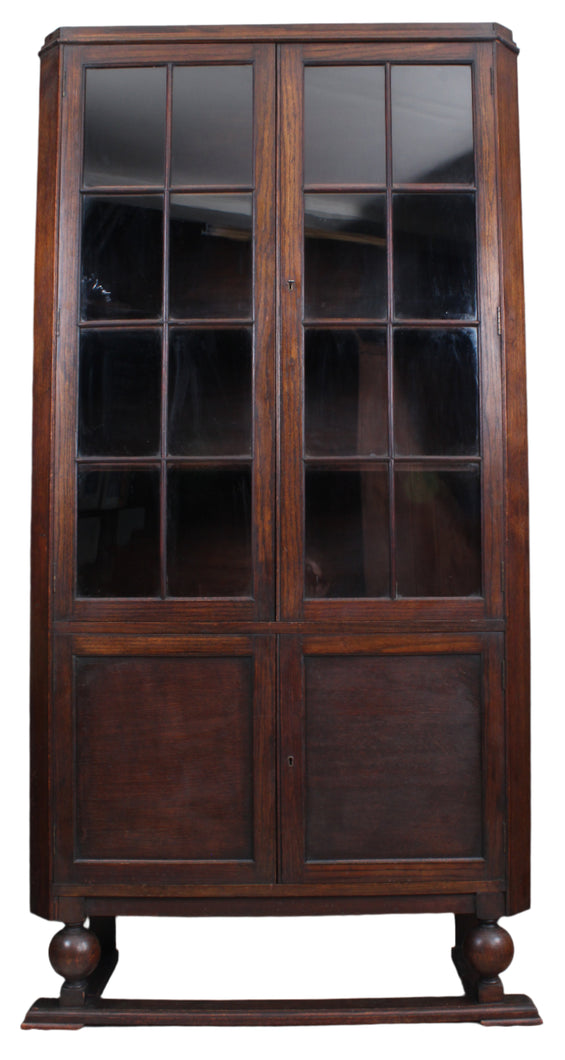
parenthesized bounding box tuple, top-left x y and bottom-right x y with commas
(22, 993, 542, 1029)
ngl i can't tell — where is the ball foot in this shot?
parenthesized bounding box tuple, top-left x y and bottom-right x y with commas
(49, 923, 101, 1007)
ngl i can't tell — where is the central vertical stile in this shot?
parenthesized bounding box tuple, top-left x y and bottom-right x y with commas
(385, 61, 396, 599)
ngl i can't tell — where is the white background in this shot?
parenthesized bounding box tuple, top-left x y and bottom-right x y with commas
(0, 1, 563, 1055)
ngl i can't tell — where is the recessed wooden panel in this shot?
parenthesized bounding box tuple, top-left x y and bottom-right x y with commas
(75, 655, 254, 861)
(305, 653, 482, 860)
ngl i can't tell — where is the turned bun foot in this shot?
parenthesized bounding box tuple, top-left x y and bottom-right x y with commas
(49, 923, 101, 1005)
(462, 920, 514, 1003)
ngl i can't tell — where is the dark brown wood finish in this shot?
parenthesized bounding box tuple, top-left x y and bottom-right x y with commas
(453, 917, 515, 1004)
(23, 994, 540, 1029)
(278, 44, 304, 620)
(54, 879, 504, 899)
(30, 41, 62, 920)
(42, 24, 517, 49)
(79, 895, 480, 917)
(494, 40, 531, 917)
(474, 47, 504, 619)
(28, 24, 535, 1028)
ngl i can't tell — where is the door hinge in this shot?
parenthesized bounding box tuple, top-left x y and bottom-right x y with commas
(56, 308, 61, 337)
(500, 559, 505, 597)
(497, 306, 502, 336)
(490, 67, 495, 95)
(62, 68, 67, 98)
(501, 658, 506, 691)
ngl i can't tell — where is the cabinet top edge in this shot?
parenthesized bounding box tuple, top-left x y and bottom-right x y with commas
(41, 22, 518, 54)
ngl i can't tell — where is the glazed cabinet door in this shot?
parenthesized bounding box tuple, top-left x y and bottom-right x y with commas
(53, 635, 276, 885)
(279, 634, 505, 886)
(53, 43, 276, 623)
(278, 43, 503, 625)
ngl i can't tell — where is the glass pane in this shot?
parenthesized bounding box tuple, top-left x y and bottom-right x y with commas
(395, 468, 481, 596)
(304, 66, 386, 185)
(83, 67, 166, 187)
(81, 195, 163, 320)
(393, 193, 476, 320)
(167, 467, 252, 596)
(305, 468, 389, 597)
(77, 467, 160, 597)
(305, 195, 387, 319)
(305, 329, 387, 455)
(79, 330, 161, 456)
(168, 329, 252, 455)
(169, 194, 252, 318)
(172, 66, 253, 186)
(394, 329, 479, 455)
(392, 66, 474, 184)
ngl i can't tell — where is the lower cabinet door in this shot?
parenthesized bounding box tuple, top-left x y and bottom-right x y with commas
(279, 634, 505, 887)
(53, 634, 276, 885)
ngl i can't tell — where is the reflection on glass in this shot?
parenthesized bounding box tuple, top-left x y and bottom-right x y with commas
(167, 467, 252, 596)
(393, 193, 476, 320)
(169, 194, 252, 318)
(391, 66, 474, 184)
(79, 330, 161, 456)
(172, 66, 253, 186)
(305, 66, 386, 185)
(395, 468, 481, 596)
(77, 467, 160, 597)
(394, 329, 479, 455)
(305, 195, 387, 319)
(305, 329, 387, 455)
(305, 468, 389, 597)
(83, 67, 167, 187)
(168, 329, 252, 455)
(81, 196, 163, 320)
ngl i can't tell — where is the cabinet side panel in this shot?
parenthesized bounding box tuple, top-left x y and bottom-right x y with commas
(30, 44, 62, 918)
(495, 42, 530, 914)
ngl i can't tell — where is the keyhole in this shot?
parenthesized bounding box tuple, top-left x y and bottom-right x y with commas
(286, 279, 296, 291)
(287, 755, 294, 767)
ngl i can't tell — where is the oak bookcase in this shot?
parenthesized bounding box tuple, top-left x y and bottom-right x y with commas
(24, 23, 540, 1028)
